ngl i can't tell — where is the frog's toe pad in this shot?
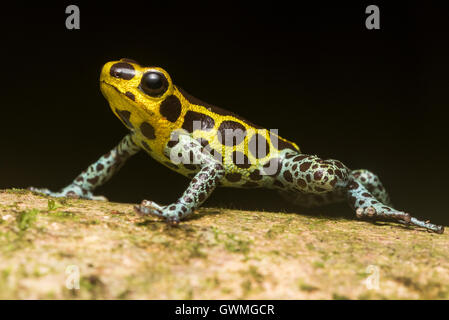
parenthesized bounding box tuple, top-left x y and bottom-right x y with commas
(134, 200, 181, 225)
(134, 200, 164, 217)
(356, 206, 376, 218)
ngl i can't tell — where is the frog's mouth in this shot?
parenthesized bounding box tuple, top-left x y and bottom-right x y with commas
(100, 80, 121, 93)
(100, 81, 127, 99)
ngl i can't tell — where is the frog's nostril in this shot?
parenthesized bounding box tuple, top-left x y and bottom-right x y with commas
(109, 62, 135, 80)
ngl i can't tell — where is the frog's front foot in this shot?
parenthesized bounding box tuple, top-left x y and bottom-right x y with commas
(134, 199, 192, 225)
(355, 205, 444, 234)
(28, 185, 108, 201)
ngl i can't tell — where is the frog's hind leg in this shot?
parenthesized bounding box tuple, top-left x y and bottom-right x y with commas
(277, 152, 444, 233)
(279, 168, 391, 215)
(347, 170, 444, 233)
(279, 169, 390, 209)
(29, 133, 141, 200)
(351, 169, 392, 206)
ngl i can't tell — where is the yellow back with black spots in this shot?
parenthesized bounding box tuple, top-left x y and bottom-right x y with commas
(100, 58, 300, 179)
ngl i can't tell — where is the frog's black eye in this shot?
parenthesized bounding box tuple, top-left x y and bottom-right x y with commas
(139, 71, 168, 97)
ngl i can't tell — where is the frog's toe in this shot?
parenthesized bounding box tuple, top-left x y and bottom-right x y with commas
(355, 205, 411, 222)
(134, 200, 182, 225)
(356, 204, 443, 233)
(29, 186, 50, 195)
(134, 200, 164, 217)
(29, 186, 63, 197)
(64, 190, 107, 201)
(29, 186, 107, 201)
(355, 206, 377, 218)
(401, 217, 445, 234)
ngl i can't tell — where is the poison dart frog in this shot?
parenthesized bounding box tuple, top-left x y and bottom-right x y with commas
(30, 58, 444, 234)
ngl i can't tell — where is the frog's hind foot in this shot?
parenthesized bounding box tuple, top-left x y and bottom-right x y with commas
(134, 200, 188, 225)
(134, 200, 164, 218)
(355, 205, 444, 234)
(400, 217, 444, 234)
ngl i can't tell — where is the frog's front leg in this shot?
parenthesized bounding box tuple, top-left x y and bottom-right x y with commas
(135, 162, 224, 224)
(134, 135, 225, 224)
(30, 134, 141, 200)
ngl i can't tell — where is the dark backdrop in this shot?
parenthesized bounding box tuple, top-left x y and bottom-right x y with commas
(1, 2, 448, 226)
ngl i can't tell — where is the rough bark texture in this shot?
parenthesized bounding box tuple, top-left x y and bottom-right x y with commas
(0, 189, 448, 299)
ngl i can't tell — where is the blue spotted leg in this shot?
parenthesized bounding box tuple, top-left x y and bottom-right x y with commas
(275, 152, 444, 233)
(134, 135, 225, 224)
(30, 134, 141, 200)
(279, 169, 390, 208)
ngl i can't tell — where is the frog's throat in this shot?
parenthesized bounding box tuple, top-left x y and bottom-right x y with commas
(100, 81, 156, 120)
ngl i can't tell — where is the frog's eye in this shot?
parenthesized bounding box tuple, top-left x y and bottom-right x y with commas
(139, 71, 168, 97)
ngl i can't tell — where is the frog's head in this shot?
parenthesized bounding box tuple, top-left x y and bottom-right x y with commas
(100, 58, 175, 129)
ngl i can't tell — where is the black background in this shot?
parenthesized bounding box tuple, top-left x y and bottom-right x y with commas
(1, 1, 448, 226)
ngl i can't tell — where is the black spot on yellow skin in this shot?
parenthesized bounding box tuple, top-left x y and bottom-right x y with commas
(159, 95, 181, 122)
(218, 121, 247, 146)
(110, 62, 135, 80)
(182, 111, 215, 133)
(249, 169, 263, 180)
(278, 139, 297, 151)
(140, 122, 156, 139)
(115, 109, 133, 129)
(125, 91, 135, 101)
(167, 140, 178, 148)
(226, 172, 242, 182)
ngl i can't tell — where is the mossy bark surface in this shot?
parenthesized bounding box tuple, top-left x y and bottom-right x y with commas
(0, 189, 448, 299)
